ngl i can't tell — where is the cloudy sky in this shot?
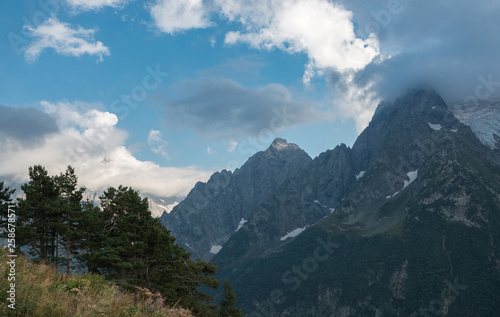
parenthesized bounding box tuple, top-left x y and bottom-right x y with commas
(1, 0, 499, 199)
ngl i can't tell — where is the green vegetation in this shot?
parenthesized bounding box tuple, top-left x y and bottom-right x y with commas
(0, 165, 243, 317)
(219, 280, 242, 317)
(0, 247, 194, 316)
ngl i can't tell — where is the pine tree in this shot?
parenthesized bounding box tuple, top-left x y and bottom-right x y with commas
(94, 185, 221, 316)
(153, 245, 220, 316)
(219, 279, 243, 317)
(73, 199, 105, 273)
(54, 166, 85, 276)
(96, 186, 153, 283)
(0, 181, 14, 203)
(0, 181, 15, 240)
(17, 165, 61, 262)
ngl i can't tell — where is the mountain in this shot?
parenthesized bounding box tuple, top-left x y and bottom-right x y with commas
(2, 183, 173, 219)
(160, 138, 312, 261)
(81, 189, 177, 218)
(213, 142, 356, 269)
(211, 89, 500, 316)
(449, 100, 500, 150)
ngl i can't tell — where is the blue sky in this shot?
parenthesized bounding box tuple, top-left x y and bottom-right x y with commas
(1, 0, 499, 199)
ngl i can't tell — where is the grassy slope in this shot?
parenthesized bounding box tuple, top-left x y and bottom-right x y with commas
(0, 248, 194, 317)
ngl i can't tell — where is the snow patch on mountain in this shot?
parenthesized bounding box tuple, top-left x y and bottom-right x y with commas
(428, 123, 442, 131)
(403, 170, 418, 189)
(236, 218, 247, 231)
(356, 171, 366, 180)
(280, 227, 306, 241)
(210, 245, 222, 254)
(387, 170, 418, 199)
(313, 200, 329, 209)
(449, 101, 500, 148)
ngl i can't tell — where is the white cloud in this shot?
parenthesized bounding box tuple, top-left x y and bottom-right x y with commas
(227, 140, 238, 152)
(147, 129, 170, 159)
(0, 102, 212, 198)
(330, 72, 380, 133)
(149, 0, 380, 130)
(150, 0, 379, 77)
(66, 0, 128, 11)
(220, 0, 379, 77)
(206, 147, 215, 155)
(148, 129, 162, 142)
(24, 18, 110, 62)
(150, 0, 212, 34)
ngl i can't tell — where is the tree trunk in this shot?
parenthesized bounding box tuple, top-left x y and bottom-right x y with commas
(55, 233, 59, 269)
(66, 195, 71, 276)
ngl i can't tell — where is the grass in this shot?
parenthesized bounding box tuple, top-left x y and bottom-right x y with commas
(0, 248, 194, 317)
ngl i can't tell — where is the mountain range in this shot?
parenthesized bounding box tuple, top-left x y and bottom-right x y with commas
(161, 88, 500, 316)
(160, 138, 312, 261)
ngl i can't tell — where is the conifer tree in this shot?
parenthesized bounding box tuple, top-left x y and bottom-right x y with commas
(0, 181, 15, 240)
(54, 166, 85, 275)
(17, 165, 60, 262)
(0, 181, 14, 203)
(74, 199, 105, 273)
(96, 186, 153, 283)
(219, 279, 243, 317)
(95, 185, 221, 316)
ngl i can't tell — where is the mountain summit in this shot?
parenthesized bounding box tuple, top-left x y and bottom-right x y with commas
(210, 89, 500, 316)
(270, 138, 301, 151)
(161, 138, 311, 261)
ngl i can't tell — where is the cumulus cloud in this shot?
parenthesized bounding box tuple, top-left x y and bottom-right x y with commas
(150, 0, 378, 79)
(162, 78, 331, 139)
(221, 0, 379, 80)
(0, 105, 59, 146)
(150, 0, 213, 34)
(149, 0, 380, 131)
(328, 73, 380, 133)
(24, 18, 110, 62)
(66, 0, 129, 11)
(0, 102, 211, 198)
(148, 129, 170, 159)
(150, 0, 500, 133)
(334, 0, 500, 116)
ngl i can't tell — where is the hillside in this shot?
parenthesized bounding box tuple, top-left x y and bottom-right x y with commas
(211, 89, 500, 316)
(0, 247, 194, 317)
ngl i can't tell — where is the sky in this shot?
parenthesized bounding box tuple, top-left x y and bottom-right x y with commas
(1, 0, 499, 200)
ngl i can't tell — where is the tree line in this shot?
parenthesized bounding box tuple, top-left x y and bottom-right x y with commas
(0, 165, 242, 317)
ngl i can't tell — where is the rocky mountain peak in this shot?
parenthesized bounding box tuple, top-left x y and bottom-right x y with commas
(269, 137, 300, 151)
(161, 138, 312, 261)
(211, 88, 500, 315)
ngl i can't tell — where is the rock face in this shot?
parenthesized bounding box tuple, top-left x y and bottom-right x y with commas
(449, 100, 500, 149)
(214, 142, 357, 268)
(160, 138, 312, 261)
(212, 89, 500, 316)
